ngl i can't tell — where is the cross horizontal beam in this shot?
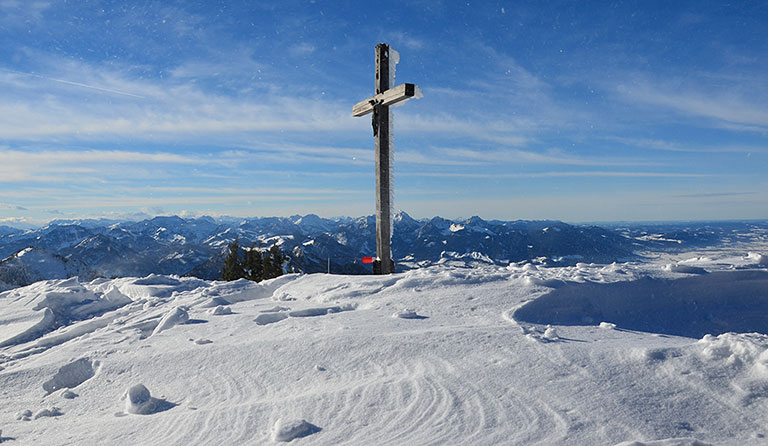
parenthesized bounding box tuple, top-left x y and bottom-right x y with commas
(352, 83, 420, 117)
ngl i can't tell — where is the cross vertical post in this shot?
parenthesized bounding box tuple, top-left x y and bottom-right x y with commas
(353, 43, 421, 275)
(374, 43, 393, 275)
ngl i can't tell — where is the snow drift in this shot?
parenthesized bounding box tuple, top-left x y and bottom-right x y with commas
(0, 252, 767, 445)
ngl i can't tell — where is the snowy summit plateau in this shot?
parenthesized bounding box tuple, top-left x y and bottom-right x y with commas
(0, 216, 767, 445)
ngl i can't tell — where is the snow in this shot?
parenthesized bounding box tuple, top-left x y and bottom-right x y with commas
(746, 252, 768, 265)
(0, 251, 767, 444)
(273, 419, 321, 442)
(123, 383, 174, 415)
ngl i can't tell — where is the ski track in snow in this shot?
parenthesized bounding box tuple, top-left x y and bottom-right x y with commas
(0, 251, 767, 444)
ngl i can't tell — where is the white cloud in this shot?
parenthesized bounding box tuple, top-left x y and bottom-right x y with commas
(432, 147, 660, 167)
(387, 31, 425, 50)
(288, 42, 317, 56)
(0, 202, 26, 210)
(615, 80, 768, 131)
(398, 170, 716, 179)
(0, 149, 206, 183)
(609, 136, 768, 154)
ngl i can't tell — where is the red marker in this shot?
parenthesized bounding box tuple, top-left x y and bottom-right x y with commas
(362, 257, 375, 264)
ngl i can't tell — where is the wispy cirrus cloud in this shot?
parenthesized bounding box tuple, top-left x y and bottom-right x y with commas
(0, 202, 27, 210)
(0, 149, 205, 183)
(432, 147, 661, 167)
(614, 78, 768, 131)
(608, 136, 768, 154)
(398, 170, 717, 179)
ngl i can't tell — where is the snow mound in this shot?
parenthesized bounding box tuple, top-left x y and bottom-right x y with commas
(393, 308, 427, 319)
(124, 384, 175, 415)
(131, 275, 182, 286)
(209, 305, 232, 316)
(543, 325, 559, 340)
(33, 407, 63, 420)
(151, 307, 189, 336)
(665, 263, 708, 275)
(42, 357, 95, 394)
(514, 270, 768, 338)
(254, 312, 288, 326)
(199, 275, 296, 304)
(201, 296, 230, 308)
(61, 389, 78, 399)
(288, 304, 355, 318)
(746, 252, 768, 266)
(272, 419, 321, 442)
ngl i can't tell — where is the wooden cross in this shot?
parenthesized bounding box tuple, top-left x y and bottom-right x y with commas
(353, 43, 421, 275)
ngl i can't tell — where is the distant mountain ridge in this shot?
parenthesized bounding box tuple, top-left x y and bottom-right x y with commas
(1, 213, 764, 289)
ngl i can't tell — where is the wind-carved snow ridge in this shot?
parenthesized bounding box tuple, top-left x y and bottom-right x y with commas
(0, 277, 132, 349)
(150, 307, 189, 336)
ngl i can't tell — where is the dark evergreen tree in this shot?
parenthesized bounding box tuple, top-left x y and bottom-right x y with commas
(221, 238, 245, 281)
(244, 243, 264, 282)
(222, 239, 284, 282)
(264, 245, 285, 280)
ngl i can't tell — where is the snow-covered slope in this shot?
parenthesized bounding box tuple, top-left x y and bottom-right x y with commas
(1, 251, 767, 445)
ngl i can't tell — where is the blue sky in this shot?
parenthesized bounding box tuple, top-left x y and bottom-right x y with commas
(1, 0, 767, 225)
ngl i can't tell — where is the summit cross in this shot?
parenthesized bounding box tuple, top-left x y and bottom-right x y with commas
(353, 43, 422, 275)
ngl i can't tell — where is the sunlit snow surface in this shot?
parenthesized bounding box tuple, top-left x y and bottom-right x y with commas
(1, 251, 767, 445)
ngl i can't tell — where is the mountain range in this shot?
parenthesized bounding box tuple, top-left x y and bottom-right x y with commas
(1, 213, 765, 290)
